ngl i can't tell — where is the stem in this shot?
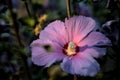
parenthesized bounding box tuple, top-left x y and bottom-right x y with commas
(6, 0, 31, 80)
(74, 75, 77, 80)
(23, 0, 37, 26)
(6, 0, 23, 47)
(24, 0, 32, 17)
(66, 0, 71, 18)
(106, 0, 110, 8)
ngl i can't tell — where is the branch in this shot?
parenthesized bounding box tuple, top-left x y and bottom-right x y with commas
(66, 0, 71, 18)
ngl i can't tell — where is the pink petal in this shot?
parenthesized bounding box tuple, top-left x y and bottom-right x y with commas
(65, 16, 96, 43)
(30, 39, 65, 67)
(61, 54, 100, 76)
(39, 20, 68, 46)
(32, 52, 64, 67)
(78, 32, 111, 47)
(31, 39, 63, 52)
(80, 46, 107, 58)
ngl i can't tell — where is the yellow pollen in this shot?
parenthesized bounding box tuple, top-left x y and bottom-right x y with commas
(66, 42, 76, 56)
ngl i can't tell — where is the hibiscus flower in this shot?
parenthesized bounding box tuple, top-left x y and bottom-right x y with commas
(30, 16, 111, 76)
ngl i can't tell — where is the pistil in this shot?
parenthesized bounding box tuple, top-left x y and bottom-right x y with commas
(66, 42, 76, 56)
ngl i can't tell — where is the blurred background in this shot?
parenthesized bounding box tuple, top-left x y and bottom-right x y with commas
(0, 0, 120, 80)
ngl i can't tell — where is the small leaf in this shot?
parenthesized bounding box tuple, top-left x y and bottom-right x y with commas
(43, 45, 53, 52)
(19, 17, 35, 27)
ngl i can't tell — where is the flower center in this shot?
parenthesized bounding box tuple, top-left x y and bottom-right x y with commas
(65, 42, 77, 56)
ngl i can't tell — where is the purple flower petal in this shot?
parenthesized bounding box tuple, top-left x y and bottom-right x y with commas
(32, 52, 64, 67)
(80, 46, 107, 58)
(61, 54, 100, 76)
(31, 39, 65, 67)
(78, 32, 111, 47)
(65, 16, 96, 43)
(39, 20, 68, 47)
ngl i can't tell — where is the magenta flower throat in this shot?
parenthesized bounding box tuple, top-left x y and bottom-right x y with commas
(30, 16, 111, 76)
